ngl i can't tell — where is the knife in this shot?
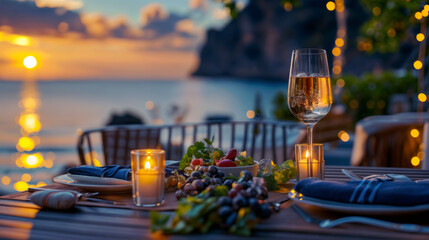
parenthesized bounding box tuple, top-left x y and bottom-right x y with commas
(80, 196, 127, 205)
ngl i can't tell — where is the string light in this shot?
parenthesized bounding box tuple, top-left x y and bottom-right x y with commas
(410, 129, 420, 138)
(335, 38, 344, 47)
(411, 156, 420, 166)
(415, 12, 423, 20)
(414, 60, 423, 70)
(417, 33, 425, 42)
(326, 1, 335, 11)
(418, 93, 427, 102)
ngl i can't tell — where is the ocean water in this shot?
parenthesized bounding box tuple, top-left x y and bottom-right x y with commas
(0, 78, 288, 166)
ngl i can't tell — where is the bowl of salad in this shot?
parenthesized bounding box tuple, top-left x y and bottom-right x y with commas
(179, 138, 259, 177)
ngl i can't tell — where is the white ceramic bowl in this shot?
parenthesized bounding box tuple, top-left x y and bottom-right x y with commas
(217, 161, 260, 178)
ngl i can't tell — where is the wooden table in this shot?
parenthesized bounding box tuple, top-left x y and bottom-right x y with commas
(1, 166, 429, 240)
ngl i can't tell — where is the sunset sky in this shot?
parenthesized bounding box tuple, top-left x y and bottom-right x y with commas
(0, 0, 240, 80)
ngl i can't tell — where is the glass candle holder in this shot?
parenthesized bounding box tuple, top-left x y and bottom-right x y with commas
(131, 149, 165, 207)
(295, 144, 324, 181)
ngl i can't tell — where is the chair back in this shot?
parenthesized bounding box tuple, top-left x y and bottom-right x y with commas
(351, 112, 429, 167)
(422, 122, 429, 170)
(77, 120, 305, 166)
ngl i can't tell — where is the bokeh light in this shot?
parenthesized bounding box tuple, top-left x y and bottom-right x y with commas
(23, 56, 37, 69)
(246, 110, 255, 119)
(283, 2, 292, 12)
(414, 60, 423, 70)
(411, 156, 420, 166)
(332, 65, 342, 75)
(415, 12, 423, 20)
(335, 38, 344, 47)
(338, 131, 350, 142)
(410, 129, 420, 138)
(336, 79, 345, 88)
(418, 93, 427, 102)
(1, 176, 11, 185)
(372, 7, 381, 16)
(332, 47, 341, 56)
(22, 173, 32, 182)
(17, 136, 36, 152)
(14, 181, 29, 191)
(326, 1, 335, 11)
(12, 36, 30, 46)
(19, 113, 42, 133)
(417, 33, 425, 42)
(145, 101, 154, 110)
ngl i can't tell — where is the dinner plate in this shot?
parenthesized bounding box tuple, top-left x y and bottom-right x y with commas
(289, 192, 429, 216)
(54, 174, 131, 192)
(67, 174, 131, 185)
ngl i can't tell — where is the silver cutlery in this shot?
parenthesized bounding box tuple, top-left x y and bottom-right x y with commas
(320, 216, 429, 233)
(268, 196, 290, 212)
(341, 169, 412, 181)
(341, 169, 363, 180)
(28, 187, 126, 205)
(292, 204, 429, 233)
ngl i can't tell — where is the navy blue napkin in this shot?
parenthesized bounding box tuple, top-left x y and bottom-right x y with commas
(294, 178, 429, 206)
(67, 165, 174, 181)
(68, 165, 132, 181)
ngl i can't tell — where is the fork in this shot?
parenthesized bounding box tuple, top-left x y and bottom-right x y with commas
(292, 204, 429, 233)
(320, 216, 429, 233)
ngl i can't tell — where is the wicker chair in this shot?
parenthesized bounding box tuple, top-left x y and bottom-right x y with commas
(77, 120, 305, 166)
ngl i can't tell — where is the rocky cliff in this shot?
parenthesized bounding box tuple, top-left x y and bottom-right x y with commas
(193, 0, 412, 80)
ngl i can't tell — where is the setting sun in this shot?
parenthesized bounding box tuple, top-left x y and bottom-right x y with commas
(23, 56, 37, 69)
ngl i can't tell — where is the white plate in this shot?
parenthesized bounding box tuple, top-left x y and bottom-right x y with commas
(67, 174, 131, 185)
(217, 161, 260, 177)
(54, 174, 131, 192)
(289, 192, 429, 216)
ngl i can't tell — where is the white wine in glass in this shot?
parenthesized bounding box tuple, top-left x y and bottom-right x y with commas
(288, 49, 332, 174)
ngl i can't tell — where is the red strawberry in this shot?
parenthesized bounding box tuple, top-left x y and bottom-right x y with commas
(218, 159, 237, 167)
(224, 148, 238, 160)
(191, 158, 204, 166)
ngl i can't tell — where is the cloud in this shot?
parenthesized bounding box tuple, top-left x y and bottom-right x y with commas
(0, 0, 201, 45)
(140, 3, 169, 27)
(0, 0, 204, 80)
(0, 0, 86, 35)
(33, 0, 83, 10)
(189, 0, 207, 11)
(140, 3, 188, 40)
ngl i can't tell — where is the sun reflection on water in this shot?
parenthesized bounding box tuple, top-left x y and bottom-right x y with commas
(7, 74, 53, 192)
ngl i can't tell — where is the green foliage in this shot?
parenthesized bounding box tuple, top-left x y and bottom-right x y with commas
(272, 92, 297, 121)
(236, 155, 254, 166)
(215, 0, 239, 18)
(150, 191, 257, 236)
(258, 159, 297, 190)
(261, 172, 279, 191)
(359, 0, 421, 53)
(180, 138, 226, 170)
(180, 141, 206, 170)
(340, 71, 418, 123)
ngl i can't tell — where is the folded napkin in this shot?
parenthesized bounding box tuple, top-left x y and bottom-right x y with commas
(67, 165, 173, 181)
(294, 178, 429, 206)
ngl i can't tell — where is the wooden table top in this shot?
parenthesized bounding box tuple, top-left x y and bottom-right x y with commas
(1, 166, 429, 240)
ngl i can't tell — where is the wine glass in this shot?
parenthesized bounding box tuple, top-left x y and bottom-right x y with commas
(287, 49, 332, 174)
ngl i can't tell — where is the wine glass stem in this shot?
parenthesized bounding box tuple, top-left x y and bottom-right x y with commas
(306, 123, 315, 177)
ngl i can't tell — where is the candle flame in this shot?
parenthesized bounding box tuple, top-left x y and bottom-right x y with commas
(305, 150, 309, 158)
(144, 161, 151, 170)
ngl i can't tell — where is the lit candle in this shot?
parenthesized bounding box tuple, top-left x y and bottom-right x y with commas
(298, 150, 320, 179)
(131, 149, 165, 207)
